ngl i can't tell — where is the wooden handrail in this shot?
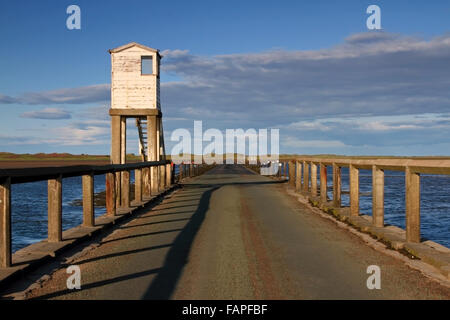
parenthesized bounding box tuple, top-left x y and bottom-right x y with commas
(275, 158, 450, 247)
(0, 160, 171, 184)
(0, 160, 173, 268)
(290, 157, 450, 174)
(0, 160, 211, 268)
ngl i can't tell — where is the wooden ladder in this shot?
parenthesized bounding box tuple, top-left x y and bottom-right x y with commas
(136, 117, 148, 161)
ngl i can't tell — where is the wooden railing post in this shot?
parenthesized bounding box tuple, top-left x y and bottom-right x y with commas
(159, 165, 166, 191)
(166, 164, 172, 187)
(82, 173, 94, 227)
(303, 161, 309, 192)
(283, 162, 287, 179)
(106, 172, 116, 216)
(295, 161, 302, 192)
(349, 164, 359, 216)
(179, 164, 184, 180)
(320, 164, 327, 203)
(151, 166, 159, 195)
(332, 163, 341, 207)
(406, 167, 421, 242)
(142, 167, 149, 198)
(135, 168, 143, 203)
(311, 163, 318, 196)
(115, 172, 121, 208)
(0, 177, 11, 268)
(288, 161, 295, 187)
(121, 170, 130, 208)
(372, 165, 384, 227)
(48, 175, 62, 242)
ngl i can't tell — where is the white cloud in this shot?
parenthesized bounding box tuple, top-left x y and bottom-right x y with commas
(358, 121, 418, 131)
(286, 121, 331, 131)
(283, 136, 346, 148)
(20, 107, 72, 120)
(1, 84, 110, 105)
(44, 124, 109, 146)
(284, 114, 450, 133)
(161, 32, 450, 127)
(0, 94, 16, 104)
(0, 121, 110, 147)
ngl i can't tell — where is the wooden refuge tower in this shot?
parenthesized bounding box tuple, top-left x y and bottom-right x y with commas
(109, 42, 166, 206)
(108, 42, 166, 205)
(109, 42, 166, 164)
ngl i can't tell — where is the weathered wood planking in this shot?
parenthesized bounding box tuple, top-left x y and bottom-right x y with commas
(110, 45, 160, 110)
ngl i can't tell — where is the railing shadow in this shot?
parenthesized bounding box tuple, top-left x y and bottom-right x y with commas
(29, 268, 163, 300)
(24, 168, 286, 299)
(27, 183, 219, 300)
(141, 175, 286, 299)
(141, 184, 219, 299)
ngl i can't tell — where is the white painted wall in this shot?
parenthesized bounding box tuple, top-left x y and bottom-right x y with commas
(111, 46, 159, 109)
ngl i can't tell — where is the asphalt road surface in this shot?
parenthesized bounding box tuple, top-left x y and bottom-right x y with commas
(20, 165, 450, 299)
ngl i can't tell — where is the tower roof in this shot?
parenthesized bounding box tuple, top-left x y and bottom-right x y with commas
(108, 42, 162, 57)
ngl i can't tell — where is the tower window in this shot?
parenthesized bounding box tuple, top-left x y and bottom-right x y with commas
(141, 56, 153, 74)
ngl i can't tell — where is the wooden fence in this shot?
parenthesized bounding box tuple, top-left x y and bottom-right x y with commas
(278, 157, 450, 245)
(0, 160, 179, 268)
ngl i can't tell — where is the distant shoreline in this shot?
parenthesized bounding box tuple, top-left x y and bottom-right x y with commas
(0, 160, 111, 169)
(0, 152, 141, 168)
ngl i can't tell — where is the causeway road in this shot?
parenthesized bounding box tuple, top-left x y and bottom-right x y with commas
(18, 165, 450, 299)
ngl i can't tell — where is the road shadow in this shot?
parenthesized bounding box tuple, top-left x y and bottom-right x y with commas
(23, 183, 218, 300)
(141, 184, 219, 299)
(141, 173, 285, 299)
(28, 267, 164, 300)
(12, 166, 287, 299)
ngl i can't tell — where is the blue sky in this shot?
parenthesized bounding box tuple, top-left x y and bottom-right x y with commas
(1, 0, 450, 155)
